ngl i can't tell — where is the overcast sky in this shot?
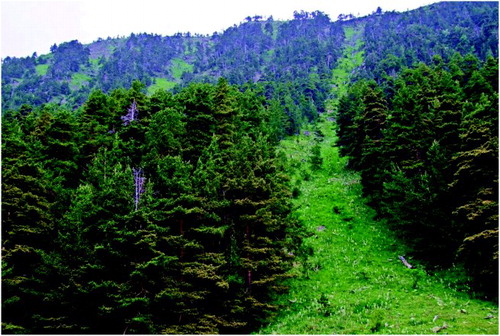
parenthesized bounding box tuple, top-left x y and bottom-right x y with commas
(1, 0, 439, 58)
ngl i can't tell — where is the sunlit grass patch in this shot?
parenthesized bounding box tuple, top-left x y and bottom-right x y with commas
(70, 72, 92, 89)
(147, 78, 177, 95)
(35, 64, 49, 76)
(170, 58, 194, 79)
(259, 114, 498, 334)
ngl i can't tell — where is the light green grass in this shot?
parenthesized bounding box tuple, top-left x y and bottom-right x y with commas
(70, 73, 92, 89)
(260, 19, 497, 336)
(89, 58, 100, 68)
(35, 64, 49, 76)
(344, 27, 357, 40)
(270, 21, 280, 41)
(170, 58, 194, 80)
(259, 116, 498, 334)
(330, 26, 365, 102)
(147, 78, 177, 95)
(264, 49, 275, 63)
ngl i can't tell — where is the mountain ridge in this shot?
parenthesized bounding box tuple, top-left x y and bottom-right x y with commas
(2, 2, 498, 111)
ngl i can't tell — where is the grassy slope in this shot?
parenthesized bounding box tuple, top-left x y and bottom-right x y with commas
(147, 58, 193, 95)
(259, 24, 498, 334)
(147, 78, 177, 95)
(330, 26, 364, 103)
(170, 58, 194, 80)
(35, 64, 49, 76)
(70, 73, 92, 89)
(259, 118, 498, 334)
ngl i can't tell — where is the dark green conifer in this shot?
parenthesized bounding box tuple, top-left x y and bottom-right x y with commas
(451, 92, 498, 296)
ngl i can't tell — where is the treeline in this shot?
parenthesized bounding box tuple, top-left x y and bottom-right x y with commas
(0, 11, 345, 111)
(336, 53, 498, 298)
(2, 2, 497, 112)
(2, 79, 304, 334)
(358, 1, 498, 80)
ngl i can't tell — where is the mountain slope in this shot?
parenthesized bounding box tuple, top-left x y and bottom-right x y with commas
(259, 115, 498, 334)
(2, 2, 498, 111)
(1, 1, 498, 333)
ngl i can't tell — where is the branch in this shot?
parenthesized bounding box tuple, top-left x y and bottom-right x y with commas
(398, 255, 413, 269)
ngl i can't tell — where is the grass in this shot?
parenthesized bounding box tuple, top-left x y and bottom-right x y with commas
(344, 27, 357, 40)
(269, 21, 280, 41)
(147, 78, 177, 95)
(263, 49, 275, 63)
(70, 73, 92, 89)
(170, 58, 194, 80)
(35, 64, 49, 76)
(89, 57, 101, 68)
(331, 26, 365, 102)
(147, 59, 193, 95)
(259, 116, 498, 334)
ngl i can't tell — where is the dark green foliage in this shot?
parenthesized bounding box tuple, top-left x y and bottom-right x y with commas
(2, 81, 301, 333)
(1, 12, 342, 112)
(310, 143, 323, 171)
(360, 2, 498, 81)
(336, 55, 498, 297)
(335, 81, 367, 166)
(356, 83, 388, 198)
(49, 40, 90, 79)
(449, 61, 499, 296)
(2, 117, 58, 333)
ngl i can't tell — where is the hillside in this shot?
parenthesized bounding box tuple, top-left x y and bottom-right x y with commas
(1, 1, 499, 334)
(2, 2, 498, 111)
(259, 114, 498, 334)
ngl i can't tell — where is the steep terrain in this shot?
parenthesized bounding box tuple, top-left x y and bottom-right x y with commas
(1, 1, 498, 334)
(259, 116, 498, 334)
(2, 2, 498, 111)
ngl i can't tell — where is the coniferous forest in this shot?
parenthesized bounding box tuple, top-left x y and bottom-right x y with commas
(1, 1, 499, 334)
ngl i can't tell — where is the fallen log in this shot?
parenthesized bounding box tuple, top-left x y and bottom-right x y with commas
(398, 255, 413, 269)
(432, 323, 448, 333)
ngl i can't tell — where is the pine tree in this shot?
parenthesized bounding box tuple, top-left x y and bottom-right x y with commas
(54, 150, 131, 331)
(451, 91, 498, 296)
(378, 63, 463, 260)
(212, 78, 238, 150)
(77, 89, 118, 174)
(176, 83, 216, 162)
(336, 81, 367, 168)
(2, 78, 303, 333)
(1, 108, 68, 333)
(2, 158, 56, 333)
(310, 142, 323, 171)
(357, 83, 388, 199)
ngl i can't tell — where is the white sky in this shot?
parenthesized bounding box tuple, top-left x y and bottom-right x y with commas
(1, 0, 440, 58)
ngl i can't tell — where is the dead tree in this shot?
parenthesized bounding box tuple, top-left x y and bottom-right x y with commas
(398, 255, 413, 269)
(121, 99, 138, 125)
(133, 167, 145, 210)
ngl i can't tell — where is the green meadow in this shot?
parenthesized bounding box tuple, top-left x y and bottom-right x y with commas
(259, 116, 498, 334)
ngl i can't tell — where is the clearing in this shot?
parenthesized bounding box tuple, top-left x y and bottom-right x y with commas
(259, 115, 498, 334)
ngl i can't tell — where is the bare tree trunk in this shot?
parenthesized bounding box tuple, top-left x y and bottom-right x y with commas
(133, 168, 145, 211)
(398, 255, 413, 269)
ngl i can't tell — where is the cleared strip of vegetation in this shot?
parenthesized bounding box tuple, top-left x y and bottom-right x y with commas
(259, 116, 498, 334)
(330, 26, 364, 103)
